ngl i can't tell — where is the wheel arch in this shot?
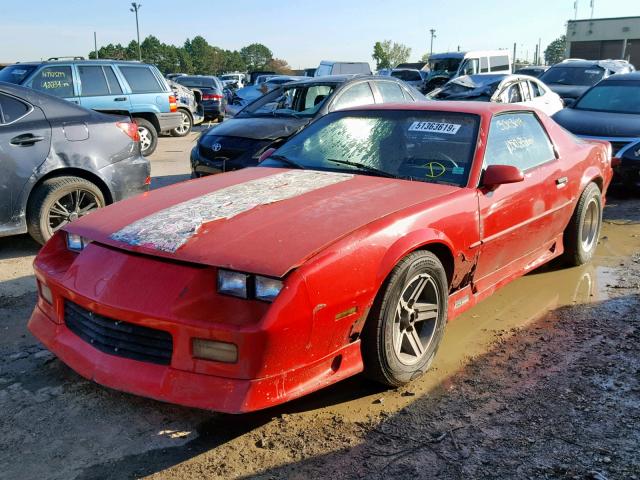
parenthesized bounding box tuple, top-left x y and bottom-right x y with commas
(25, 167, 114, 211)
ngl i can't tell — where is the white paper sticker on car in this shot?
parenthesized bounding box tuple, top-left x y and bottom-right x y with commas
(110, 170, 354, 253)
(408, 121, 461, 135)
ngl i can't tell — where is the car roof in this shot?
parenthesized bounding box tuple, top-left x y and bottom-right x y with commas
(602, 71, 640, 81)
(12, 59, 146, 65)
(340, 101, 533, 117)
(550, 59, 632, 71)
(284, 74, 400, 87)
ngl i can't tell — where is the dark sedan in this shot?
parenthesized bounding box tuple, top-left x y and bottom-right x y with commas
(0, 82, 150, 244)
(539, 59, 634, 103)
(190, 75, 425, 176)
(175, 75, 227, 121)
(553, 72, 640, 189)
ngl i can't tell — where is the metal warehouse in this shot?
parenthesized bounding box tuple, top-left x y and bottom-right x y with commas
(566, 16, 640, 65)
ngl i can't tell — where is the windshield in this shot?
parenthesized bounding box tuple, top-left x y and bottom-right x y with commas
(540, 66, 604, 86)
(239, 83, 336, 118)
(575, 82, 640, 114)
(428, 58, 462, 73)
(0, 64, 37, 84)
(262, 110, 480, 187)
(391, 70, 423, 81)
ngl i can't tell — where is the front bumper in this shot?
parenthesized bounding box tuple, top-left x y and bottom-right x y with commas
(27, 237, 364, 413)
(156, 112, 183, 131)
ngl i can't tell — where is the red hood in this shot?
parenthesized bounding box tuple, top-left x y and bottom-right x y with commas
(66, 167, 457, 277)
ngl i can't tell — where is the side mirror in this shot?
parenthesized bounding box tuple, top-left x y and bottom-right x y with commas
(258, 147, 276, 163)
(482, 164, 524, 189)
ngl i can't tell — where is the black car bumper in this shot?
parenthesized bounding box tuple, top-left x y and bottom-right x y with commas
(190, 137, 273, 177)
(202, 101, 223, 118)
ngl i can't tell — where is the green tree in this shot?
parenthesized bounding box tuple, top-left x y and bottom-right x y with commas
(372, 40, 411, 70)
(240, 43, 273, 71)
(185, 36, 213, 74)
(267, 57, 293, 74)
(544, 35, 566, 65)
(89, 43, 127, 60)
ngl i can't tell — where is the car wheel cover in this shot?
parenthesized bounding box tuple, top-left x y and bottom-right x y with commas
(138, 126, 152, 151)
(392, 272, 440, 366)
(47, 189, 101, 233)
(174, 112, 191, 134)
(581, 197, 600, 252)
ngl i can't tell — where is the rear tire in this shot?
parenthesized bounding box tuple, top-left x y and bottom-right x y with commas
(362, 251, 448, 387)
(134, 117, 158, 156)
(171, 109, 193, 137)
(563, 182, 602, 266)
(27, 176, 105, 245)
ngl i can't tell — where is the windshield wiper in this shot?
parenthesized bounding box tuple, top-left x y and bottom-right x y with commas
(325, 158, 397, 178)
(268, 154, 304, 169)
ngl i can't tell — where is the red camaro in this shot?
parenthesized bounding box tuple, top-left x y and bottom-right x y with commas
(29, 103, 612, 413)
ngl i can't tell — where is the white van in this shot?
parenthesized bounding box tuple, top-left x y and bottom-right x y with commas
(315, 61, 372, 77)
(425, 50, 512, 92)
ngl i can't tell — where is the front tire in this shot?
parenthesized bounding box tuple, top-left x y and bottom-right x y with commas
(563, 182, 602, 266)
(27, 176, 105, 245)
(134, 117, 158, 156)
(363, 251, 448, 387)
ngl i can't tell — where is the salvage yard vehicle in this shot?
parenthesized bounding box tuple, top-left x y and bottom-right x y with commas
(174, 75, 227, 122)
(314, 61, 372, 76)
(0, 59, 182, 156)
(431, 74, 564, 116)
(29, 101, 613, 413)
(553, 72, 640, 189)
(0, 82, 149, 244)
(514, 66, 549, 78)
(390, 68, 428, 92)
(191, 75, 425, 176)
(167, 79, 204, 137)
(538, 59, 635, 104)
(425, 50, 512, 92)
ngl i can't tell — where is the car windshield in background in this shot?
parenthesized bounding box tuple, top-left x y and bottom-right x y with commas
(428, 58, 461, 73)
(391, 70, 422, 81)
(239, 84, 336, 118)
(540, 66, 605, 86)
(263, 110, 480, 186)
(0, 64, 37, 84)
(575, 82, 640, 114)
(176, 76, 217, 88)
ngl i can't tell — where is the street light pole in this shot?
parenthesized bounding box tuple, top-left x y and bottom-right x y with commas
(429, 29, 436, 56)
(130, 2, 142, 61)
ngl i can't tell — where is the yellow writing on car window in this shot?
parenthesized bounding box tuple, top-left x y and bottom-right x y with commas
(41, 80, 71, 89)
(42, 70, 67, 78)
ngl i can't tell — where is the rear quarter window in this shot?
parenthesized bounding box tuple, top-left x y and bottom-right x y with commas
(0, 93, 30, 124)
(118, 66, 162, 93)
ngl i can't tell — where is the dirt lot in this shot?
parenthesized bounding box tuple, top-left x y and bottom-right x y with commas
(1, 133, 638, 479)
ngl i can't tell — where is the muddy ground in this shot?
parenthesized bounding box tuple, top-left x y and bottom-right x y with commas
(1, 146, 638, 480)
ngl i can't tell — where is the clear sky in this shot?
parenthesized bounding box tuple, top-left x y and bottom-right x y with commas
(1, 0, 638, 67)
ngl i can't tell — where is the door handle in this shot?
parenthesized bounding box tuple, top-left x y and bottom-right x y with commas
(10, 134, 45, 146)
(114, 97, 128, 101)
(556, 177, 568, 187)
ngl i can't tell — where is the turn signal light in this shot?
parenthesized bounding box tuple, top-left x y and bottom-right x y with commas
(192, 338, 238, 363)
(169, 95, 178, 112)
(38, 281, 53, 305)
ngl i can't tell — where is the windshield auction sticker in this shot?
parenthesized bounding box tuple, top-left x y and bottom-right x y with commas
(409, 121, 461, 135)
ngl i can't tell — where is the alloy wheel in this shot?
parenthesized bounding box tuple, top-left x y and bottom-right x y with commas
(174, 112, 191, 135)
(47, 189, 100, 233)
(138, 126, 152, 152)
(581, 197, 600, 252)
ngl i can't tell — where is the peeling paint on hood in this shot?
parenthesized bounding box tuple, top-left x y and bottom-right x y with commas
(110, 170, 353, 253)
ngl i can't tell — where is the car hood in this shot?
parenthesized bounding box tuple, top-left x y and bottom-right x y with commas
(66, 167, 458, 277)
(545, 84, 589, 99)
(553, 108, 640, 137)
(201, 116, 311, 141)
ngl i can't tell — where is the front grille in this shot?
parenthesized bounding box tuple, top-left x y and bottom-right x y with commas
(64, 301, 173, 365)
(198, 137, 270, 164)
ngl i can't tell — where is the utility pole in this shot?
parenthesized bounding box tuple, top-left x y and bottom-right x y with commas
(513, 42, 517, 70)
(94, 31, 98, 59)
(590, 0, 594, 19)
(130, 2, 142, 61)
(574, 0, 578, 20)
(429, 29, 436, 56)
(538, 38, 542, 65)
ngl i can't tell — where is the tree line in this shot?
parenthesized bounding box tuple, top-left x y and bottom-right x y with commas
(88, 35, 293, 75)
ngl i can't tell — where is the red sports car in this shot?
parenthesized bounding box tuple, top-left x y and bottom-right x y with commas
(29, 103, 613, 413)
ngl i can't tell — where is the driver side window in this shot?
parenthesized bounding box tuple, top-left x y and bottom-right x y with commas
(485, 113, 555, 171)
(461, 58, 479, 75)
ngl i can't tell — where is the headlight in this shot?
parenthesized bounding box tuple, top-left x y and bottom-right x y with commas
(255, 275, 283, 302)
(217, 269, 249, 298)
(66, 232, 90, 251)
(216, 269, 284, 302)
